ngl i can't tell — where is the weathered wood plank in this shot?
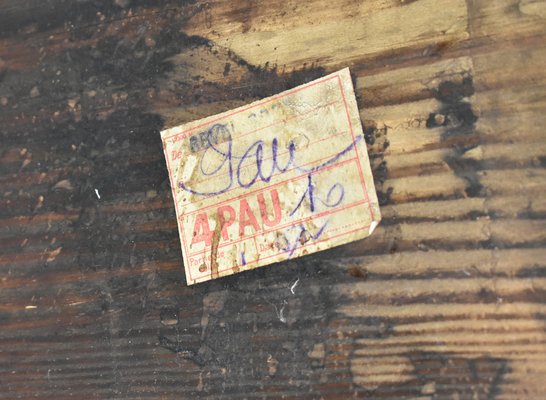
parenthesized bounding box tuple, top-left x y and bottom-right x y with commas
(1, 0, 545, 398)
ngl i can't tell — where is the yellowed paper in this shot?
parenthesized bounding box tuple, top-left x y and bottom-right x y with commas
(161, 68, 381, 285)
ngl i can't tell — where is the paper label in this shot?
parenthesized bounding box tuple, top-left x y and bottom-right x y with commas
(161, 68, 381, 285)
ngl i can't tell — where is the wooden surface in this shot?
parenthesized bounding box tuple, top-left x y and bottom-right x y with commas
(1, 0, 546, 398)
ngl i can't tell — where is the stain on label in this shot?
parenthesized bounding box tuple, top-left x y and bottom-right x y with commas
(189, 123, 232, 153)
(161, 68, 381, 285)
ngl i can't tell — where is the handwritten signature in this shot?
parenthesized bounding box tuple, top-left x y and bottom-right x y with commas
(179, 123, 363, 196)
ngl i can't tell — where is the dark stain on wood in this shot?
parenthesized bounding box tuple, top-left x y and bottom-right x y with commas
(347, 266, 369, 280)
(364, 121, 392, 206)
(428, 75, 483, 198)
(354, 352, 509, 399)
(0, 0, 197, 39)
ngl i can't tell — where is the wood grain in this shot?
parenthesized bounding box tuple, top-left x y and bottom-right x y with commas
(1, 0, 545, 398)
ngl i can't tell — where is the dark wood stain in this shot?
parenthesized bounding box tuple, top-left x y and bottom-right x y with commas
(1, 0, 545, 398)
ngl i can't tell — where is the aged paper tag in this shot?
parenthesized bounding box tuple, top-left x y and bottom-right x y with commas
(161, 68, 381, 285)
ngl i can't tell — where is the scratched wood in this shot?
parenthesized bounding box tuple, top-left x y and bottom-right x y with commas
(1, 0, 546, 398)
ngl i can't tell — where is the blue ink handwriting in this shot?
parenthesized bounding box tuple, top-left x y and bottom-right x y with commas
(179, 123, 363, 197)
